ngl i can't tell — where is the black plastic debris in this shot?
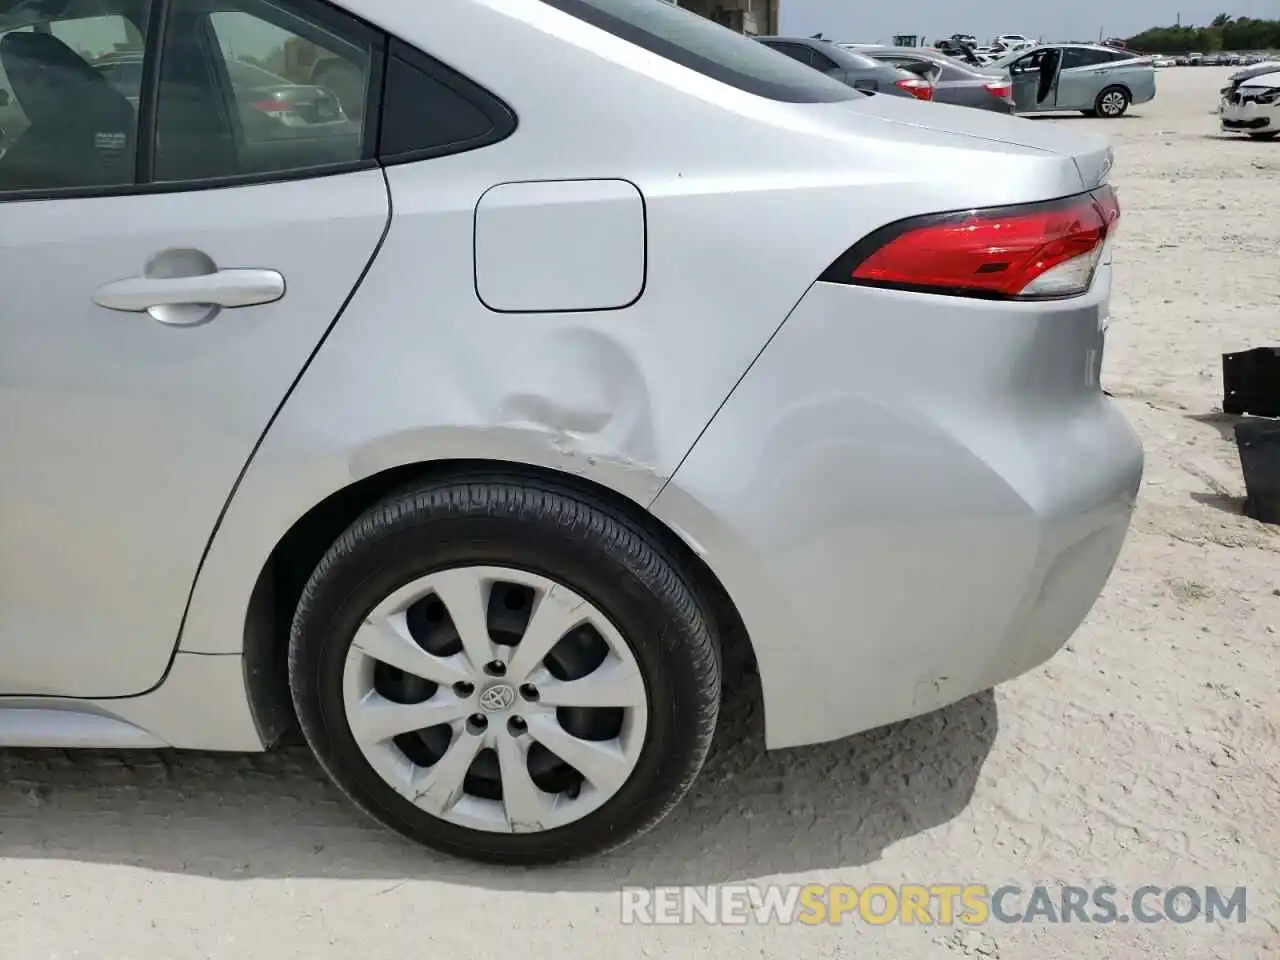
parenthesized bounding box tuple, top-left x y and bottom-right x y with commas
(1223, 347, 1280, 417)
(1235, 417, 1280, 525)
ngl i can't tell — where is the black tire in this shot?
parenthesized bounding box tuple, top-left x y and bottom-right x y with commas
(1094, 86, 1131, 118)
(288, 473, 721, 864)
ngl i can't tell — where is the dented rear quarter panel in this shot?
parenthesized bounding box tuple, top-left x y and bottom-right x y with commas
(177, 0, 1101, 664)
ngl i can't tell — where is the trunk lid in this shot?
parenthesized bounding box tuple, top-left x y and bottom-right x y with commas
(843, 94, 1115, 189)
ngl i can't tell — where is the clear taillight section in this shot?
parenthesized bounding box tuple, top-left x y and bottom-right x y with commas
(984, 80, 1013, 100)
(821, 186, 1121, 301)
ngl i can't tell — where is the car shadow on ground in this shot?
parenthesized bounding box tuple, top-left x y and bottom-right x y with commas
(1186, 410, 1245, 443)
(0, 681, 997, 890)
(1199, 133, 1279, 142)
(1191, 490, 1247, 515)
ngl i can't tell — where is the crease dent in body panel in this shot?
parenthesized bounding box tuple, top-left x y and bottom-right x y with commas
(345, 325, 667, 501)
(492, 327, 660, 491)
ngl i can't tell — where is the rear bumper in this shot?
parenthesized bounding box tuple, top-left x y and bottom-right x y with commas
(653, 271, 1143, 749)
(970, 96, 1016, 114)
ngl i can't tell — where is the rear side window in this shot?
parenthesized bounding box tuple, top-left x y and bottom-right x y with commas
(884, 56, 933, 77)
(758, 40, 813, 67)
(808, 48, 838, 71)
(535, 0, 858, 102)
(838, 49, 882, 70)
(0, 5, 148, 194)
(1062, 48, 1115, 68)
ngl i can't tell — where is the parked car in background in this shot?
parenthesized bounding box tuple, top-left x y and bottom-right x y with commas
(1220, 63, 1280, 139)
(756, 36, 932, 99)
(858, 45, 1014, 112)
(0, 0, 1142, 866)
(932, 36, 984, 64)
(995, 34, 1034, 51)
(991, 43, 1156, 117)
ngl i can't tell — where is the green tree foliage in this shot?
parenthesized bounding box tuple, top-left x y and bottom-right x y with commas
(1127, 16, 1280, 53)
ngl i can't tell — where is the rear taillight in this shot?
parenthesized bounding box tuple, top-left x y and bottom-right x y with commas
(895, 77, 934, 101)
(984, 80, 1013, 100)
(821, 185, 1121, 301)
(252, 99, 298, 113)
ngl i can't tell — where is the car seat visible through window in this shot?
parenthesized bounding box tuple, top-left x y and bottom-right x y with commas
(0, 31, 137, 191)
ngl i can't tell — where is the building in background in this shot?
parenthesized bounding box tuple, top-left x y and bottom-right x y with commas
(664, 0, 779, 36)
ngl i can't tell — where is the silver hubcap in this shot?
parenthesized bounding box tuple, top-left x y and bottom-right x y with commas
(1101, 92, 1125, 115)
(342, 566, 648, 834)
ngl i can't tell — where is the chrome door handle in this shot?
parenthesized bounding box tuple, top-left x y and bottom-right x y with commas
(93, 249, 285, 327)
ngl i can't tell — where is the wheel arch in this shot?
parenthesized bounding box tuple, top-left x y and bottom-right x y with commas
(241, 458, 757, 747)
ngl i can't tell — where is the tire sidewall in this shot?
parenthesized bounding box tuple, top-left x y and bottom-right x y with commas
(292, 491, 719, 862)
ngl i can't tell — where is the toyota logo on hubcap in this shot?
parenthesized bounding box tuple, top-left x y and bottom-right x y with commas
(479, 683, 516, 713)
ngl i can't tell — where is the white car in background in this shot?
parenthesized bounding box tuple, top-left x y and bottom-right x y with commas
(1220, 63, 1280, 139)
(995, 34, 1034, 51)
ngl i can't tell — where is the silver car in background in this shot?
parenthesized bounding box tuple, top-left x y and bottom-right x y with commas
(992, 43, 1157, 117)
(756, 36, 933, 99)
(855, 45, 1015, 113)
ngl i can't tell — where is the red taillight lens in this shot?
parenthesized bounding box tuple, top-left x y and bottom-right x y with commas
(252, 99, 297, 113)
(984, 80, 1013, 100)
(823, 187, 1121, 300)
(895, 77, 934, 101)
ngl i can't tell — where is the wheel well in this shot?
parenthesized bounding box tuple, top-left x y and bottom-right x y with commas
(1099, 83, 1131, 99)
(242, 459, 757, 747)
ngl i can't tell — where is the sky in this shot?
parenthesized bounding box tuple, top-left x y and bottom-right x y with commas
(780, 1, 1277, 45)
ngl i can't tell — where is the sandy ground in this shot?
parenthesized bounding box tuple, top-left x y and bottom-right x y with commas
(1, 67, 1277, 959)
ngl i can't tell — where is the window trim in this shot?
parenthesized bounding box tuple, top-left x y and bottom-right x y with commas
(133, 0, 167, 183)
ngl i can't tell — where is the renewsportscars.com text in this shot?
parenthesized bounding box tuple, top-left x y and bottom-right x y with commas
(620, 884, 1248, 926)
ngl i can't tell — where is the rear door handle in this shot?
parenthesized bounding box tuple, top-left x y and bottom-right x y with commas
(93, 249, 285, 327)
(94, 270, 285, 312)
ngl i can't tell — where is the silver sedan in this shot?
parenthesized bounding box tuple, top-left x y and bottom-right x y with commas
(0, 0, 1141, 864)
(992, 43, 1158, 117)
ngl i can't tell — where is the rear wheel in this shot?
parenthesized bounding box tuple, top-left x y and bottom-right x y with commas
(1094, 86, 1131, 118)
(288, 475, 721, 864)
